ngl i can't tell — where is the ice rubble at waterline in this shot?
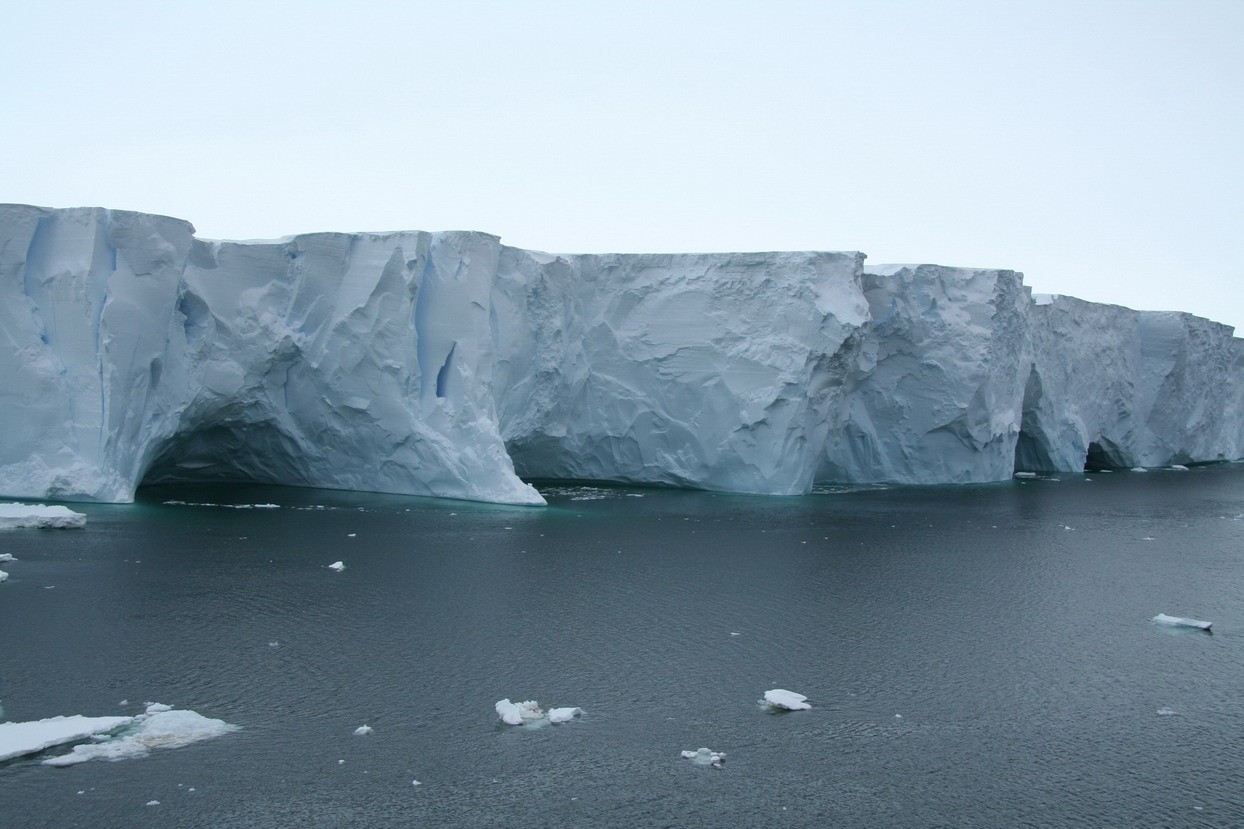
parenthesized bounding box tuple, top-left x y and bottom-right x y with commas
(2, 204, 1241, 507)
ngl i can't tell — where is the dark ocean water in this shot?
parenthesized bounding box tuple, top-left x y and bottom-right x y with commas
(2, 466, 1243, 828)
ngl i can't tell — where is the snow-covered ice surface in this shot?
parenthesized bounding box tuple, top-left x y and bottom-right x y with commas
(1, 204, 1241, 506)
(0, 503, 86, 529)
(0, 715, 132, 762)
(762, 689, 811, 711)
(40, 707, 239, 766)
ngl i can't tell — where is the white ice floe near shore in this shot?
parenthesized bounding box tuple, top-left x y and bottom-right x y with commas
(1, 204, 1241, 506)
(0, 715, 133, 762)
(0, 503, 86, 529)
(681, 747, 726, 767)
(40, 707, 239, 766)
(1152, 613, 1213, 630)
(762, 689, 811, 711)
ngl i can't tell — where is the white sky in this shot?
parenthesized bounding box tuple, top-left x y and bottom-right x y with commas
(4, 0, 1242, 330)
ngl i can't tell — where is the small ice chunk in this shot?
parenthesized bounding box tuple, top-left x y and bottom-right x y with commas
(495, 699, 543, 725)
(762, 689, 811, 711)
(1153, 613, 1212, 630)
(0, 503, 87, 530)
(347, 533, 356, 538)
(1156, 707, 1179, 716)
(547, 707, 582, 724)
(681, 747, 726, 767)
(144, 702, 173, 714)
(1014, 472, 1038, 479)
(411, 779, 422, 786)
(0, 570, 7, 582)
(146, 800, 160, 806)
(353, 725, 374, 735)
(1168, 465, 1189, 471)
(0, 715, 133, 761)
(329, 561, 345, 572)
(41, 709, 240, 766)
(1131, 467, 1148, 473)
(0, 553, 16, 562)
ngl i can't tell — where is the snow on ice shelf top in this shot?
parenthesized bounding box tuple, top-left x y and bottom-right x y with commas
(1, 203, 1242, 507)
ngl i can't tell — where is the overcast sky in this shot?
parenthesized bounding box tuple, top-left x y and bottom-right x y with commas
(5, 0, 1242, 330)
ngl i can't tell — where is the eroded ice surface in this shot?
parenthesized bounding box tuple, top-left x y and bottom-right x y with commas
(2, 204, 1241, 506)
(681, 747, 726, 767)
(0, 503, 86, 529)
(40, 708, 239, 766)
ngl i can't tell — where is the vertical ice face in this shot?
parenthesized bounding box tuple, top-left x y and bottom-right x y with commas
(819, 265, 1031, 484)
(0, 203, 1240, 505)
(495, 249, 870, 494)
(0, 205, 194, 501)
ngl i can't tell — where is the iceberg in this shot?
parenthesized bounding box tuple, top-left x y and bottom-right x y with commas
(0, 503, 86, 529)
(0, 715, 132, 762)
(1152, 613, 1212, 630)
(1, 204, 1241, 506)
(762, 689, 811, 711)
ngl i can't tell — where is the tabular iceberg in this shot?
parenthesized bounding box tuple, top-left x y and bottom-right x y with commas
(1, 204, 1241, 506)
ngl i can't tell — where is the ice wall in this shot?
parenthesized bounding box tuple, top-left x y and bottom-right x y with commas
(1, 204, 1240, 505)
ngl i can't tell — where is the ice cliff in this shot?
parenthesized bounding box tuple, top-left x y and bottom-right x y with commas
(2, 204, 1241, 505)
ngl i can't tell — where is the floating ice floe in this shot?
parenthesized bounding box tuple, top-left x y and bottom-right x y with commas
(0, 503, 87, 530)
(762, 689, 811, 711)
(681, 747, 726, 767)
(328, 561, 345, 572)
(494, 699, 582, 726)
(1013, 472, 1038, 479)
(1153, 613, 1212, 631)
(0, 715, 133, 762)
(1156, 707, 1179, 716)
(0, 570, 7, 583)
(354, 725, 374, 735)
(1168, 465, 1190, 471)
(1132, 467, 1148, 473)
(0, 553, 15, 562)
(41, 707, 240, 766)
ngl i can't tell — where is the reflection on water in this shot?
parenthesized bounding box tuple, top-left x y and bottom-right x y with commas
(2, 466, 1243, 827)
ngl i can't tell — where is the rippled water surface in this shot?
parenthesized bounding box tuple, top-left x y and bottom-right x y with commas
(3, 467, 1244, 827)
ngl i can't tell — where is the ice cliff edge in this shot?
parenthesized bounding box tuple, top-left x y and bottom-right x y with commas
(2, 204, 1241, 505)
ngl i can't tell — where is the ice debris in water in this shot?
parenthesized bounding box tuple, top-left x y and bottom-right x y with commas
(0, 503, 86, 530)
(39, 708, 239, 766)
(1152, 613, 1212, 630)
(353, 725, 374, 735)
(144, 702, 172, 713)
(328, 561, 345, 572)
(0, 570, 7, 583)
(681, 747, 726, 767)
(0, 553, 15, 562)
(1168, 464, 1190, 471)
(547, 707, 583, 724)
(762, 689, 811, 711)
(1013, 472, 1038, 479)
(0, 715, 133, 762)
(495, 699, 582, 726)
(1156, 707, 1180, 716)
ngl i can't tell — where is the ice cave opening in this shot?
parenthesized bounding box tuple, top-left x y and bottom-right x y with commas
(1012, 369, 1056, 474)
(1084, 439, 1127, 472)
(138, 420, 313, 491)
